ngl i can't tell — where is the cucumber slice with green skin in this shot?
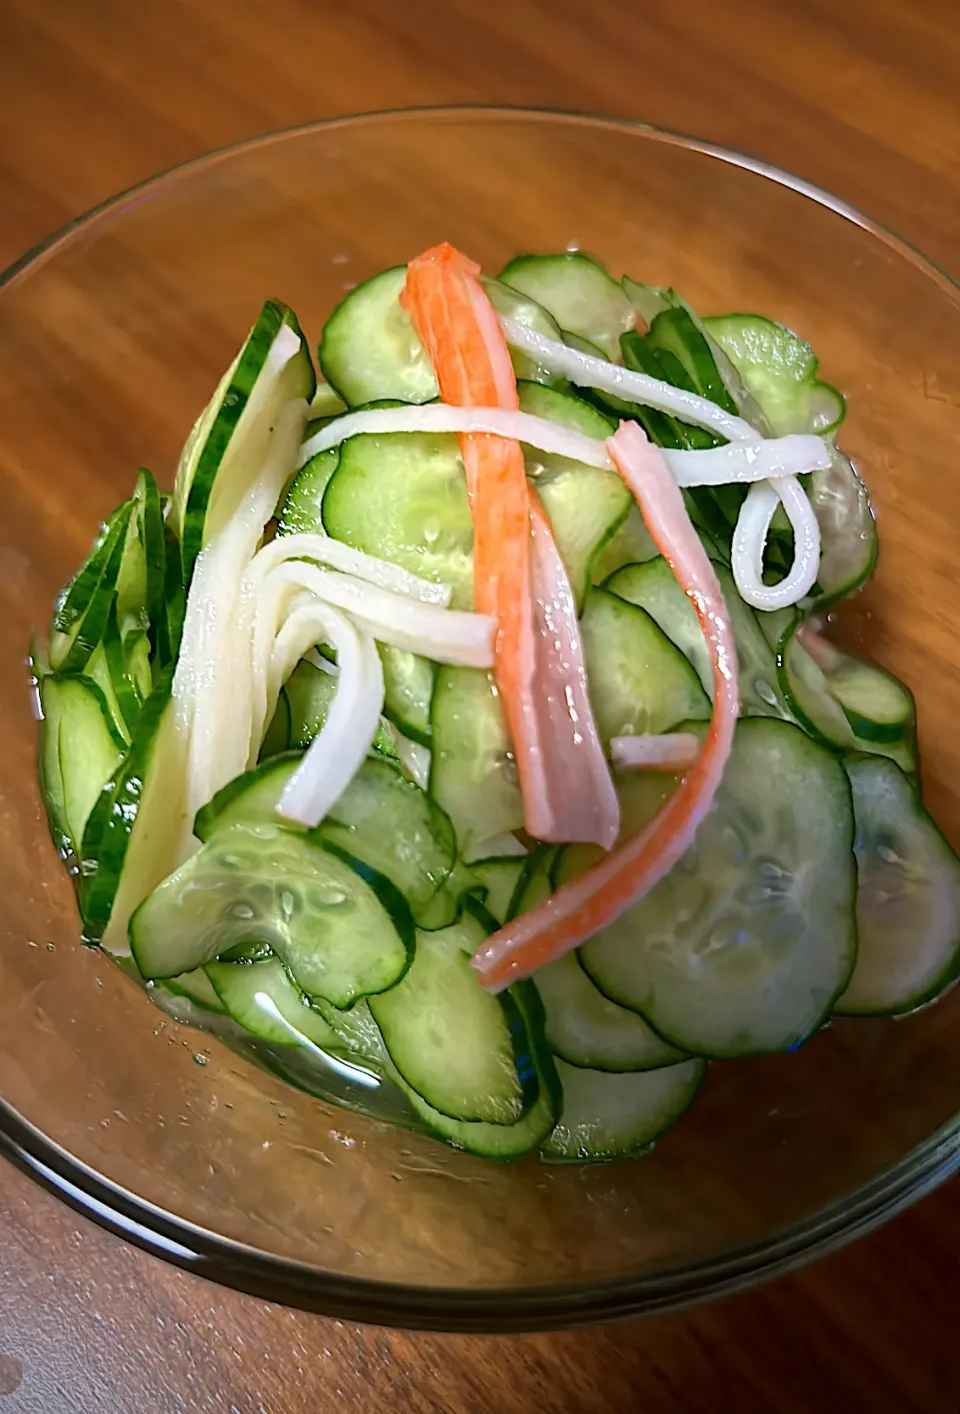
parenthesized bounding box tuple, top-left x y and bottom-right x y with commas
(282, 659, 397, 758)
(589, 506, 659, 585)
(158, 521, 186, 668)
(552, 771, 680, 893)
(541, 1056, 706, 1163)
(309, 380, 347, 419)
(206, 957, 343, 1049)
(259, 685, 292, 759)
(370, 913, 538, 1125)
(130, 822, 413, 1007)
(515, 381, 631, 607)
(498, 253, 634, 361)
(580, 719, 858, 1058)
(116, 468, 166, 645)
(79, 668, 186, 956)
(37, 674, 125, 860)
(49, 503, 133, 672)
(580, 588, 711, 745)
(51, 507, 124, 640)
(835, 756, 960, 1016)
(536, 951, 690, 1073)
(312, 995, 391, 1067)
(319, 266, 438, 407)
(606, 558, 792, 720)
(378, 645, 434, 747)
(86, 632, 134, 746)
(778, 627, 918, 775)
(805, 446, 877, 607)
(157, 967, 227, 1015)
(171, 300, 315, 582)
(277, 448, 339, 537)
(196, 752, 456, 928)
(470, 856, 526, 925)
(411, 858, 483, 932)
(383, 979, 561, 1159)
(800, 634, 915, 744)
(323, 429, 474, 610)
(483, 277, 569, 388)
(703, 313, 846, 437)
(429, 666, 524, 855)
(646, 308, 740, 418)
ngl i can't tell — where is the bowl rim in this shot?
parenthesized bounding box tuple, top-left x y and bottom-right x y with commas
(2, 103, 958, 1332)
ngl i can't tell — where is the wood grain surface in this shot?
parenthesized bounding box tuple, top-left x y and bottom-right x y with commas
(0, 0, 958, 1410)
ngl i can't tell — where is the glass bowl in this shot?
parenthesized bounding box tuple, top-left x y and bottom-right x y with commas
(1, 107, 958, 1333)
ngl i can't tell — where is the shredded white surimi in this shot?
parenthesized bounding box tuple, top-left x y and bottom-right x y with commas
(611, 733, 700, 771)
(732, 474, 822, 610)
(247, 530, 452, 605)
(297, 403, 830, 488)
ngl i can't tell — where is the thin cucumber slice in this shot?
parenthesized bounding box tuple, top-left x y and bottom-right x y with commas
(158, 967, 227, 1015)
(580, 719, 858, 1057)
(309, 381, 347, 419)
(589, 505, 659, 585)
(483, 277, 568, 387)
(38, 675, 125, 859)
(516, 381, 630, 607)
(170, 300, 315, 580)
(196, 752, 456, 927)
(645, 308, 740, 418)
(470, 856, 526, 925)
(322, 429, 474, 609)
(606, 558, 792, 720)
(260, 685, 292, 759)
(579, 588, 711, 745)
(541, 1056, 705, 1162)
(86, 634, 133, 745)
(116, 468, 166, 644)
(429, 666, 524, 854)
(80, 669, 186, 957)
(130, 822, 413, 1008)
(806, 446, 877, 605)
(283, 659, 396, 757)
(552, 771, 680, 892)
(312, 996, 391, 1068)
(206, 957, 343, 1049)
(49, 503, 133, 672)
(51, 507, 123, 641)
(703, 313, 846, 437)
(835, 756, 960, 1015)
(159, 520, 186, 668)
(319, 266, 438, 407)
(370, 913, 537, 1125)
(277, 448, 339, 536)
(382, 980, 561, 1159)
(536, 951, 689, 1073)
(379, 645, 434, 746)
(800, 634, 915, 743)
(411, 859, 483, 932)
(498, 253, 633, 361)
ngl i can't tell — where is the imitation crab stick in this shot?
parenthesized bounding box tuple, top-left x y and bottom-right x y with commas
(403, 244, 617, 846)
(472, 420, 739, 992)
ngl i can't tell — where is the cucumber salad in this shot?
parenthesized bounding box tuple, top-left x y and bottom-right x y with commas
(32, 245, 960, 1164)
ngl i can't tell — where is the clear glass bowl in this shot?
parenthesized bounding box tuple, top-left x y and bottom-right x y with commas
(1, 107, 958, 1333)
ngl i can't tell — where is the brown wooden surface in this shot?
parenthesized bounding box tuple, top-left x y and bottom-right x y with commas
(0, 0, 958, 1409)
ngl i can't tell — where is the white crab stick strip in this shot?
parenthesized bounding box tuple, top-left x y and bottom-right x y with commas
(247, 530, 452, 605)
(731, 474, 822, 610)
(298, 402, 829, 488)
(611, 733, 700, 772)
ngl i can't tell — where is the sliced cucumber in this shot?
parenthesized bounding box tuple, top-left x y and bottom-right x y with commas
(319, 266, 437, 407)
(157, 967, 227, 1015)
(383, 979, 560, 1159)
(196, 752, 456, 928)
(836, 756, 960, 1015)
(116, 468, 166, 644)
(580, 588, 711, 744)
(37, 674, 125, 859)
(516, 381, 631, 606)
(49, 503, 132, 672)
(130, 822, 413, 1008)
(801, 635, 915, 744)
(170, 300, 315, 580)
(205, 957, 342, 1049)
(260, 685, 292, 759)
(483, 277, 568, 387)
(537, 952, 689, 1073)
(541, 1056, 705, 1162)
(429, 666, 524, 854)
(370, 913, 537, 1124)
(606, 558, 792, 720)
(379, 645, 434, 746)
(470, 856, 526, 925)
(580, 718, 857, 1057)
(703, 313, 846, 437)
(589, 505, 659, 585)
(645, 307, 740, 418)
(323, 429, 474, 609)
(309, 381, 347, 419)
(806, 446, 877, 605)
(80, 669, 186, 958)
(277, 448, 339, 537)
(498, 253, 633, 361)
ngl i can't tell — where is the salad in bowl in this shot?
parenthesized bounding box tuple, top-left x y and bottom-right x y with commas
(32, 243, 960, 1164)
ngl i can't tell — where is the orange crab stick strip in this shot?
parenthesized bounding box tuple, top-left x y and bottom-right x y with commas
(472, 420, 739, 992)
(402, 244, 555, 834)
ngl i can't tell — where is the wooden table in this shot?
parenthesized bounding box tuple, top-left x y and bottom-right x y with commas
(0, 1, 957, 1409)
